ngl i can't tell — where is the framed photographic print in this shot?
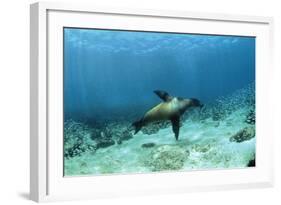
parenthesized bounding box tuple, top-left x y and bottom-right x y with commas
(30, 2, 274, 202)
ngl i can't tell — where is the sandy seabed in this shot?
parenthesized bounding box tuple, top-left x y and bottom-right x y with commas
(64, 84, 255, 176)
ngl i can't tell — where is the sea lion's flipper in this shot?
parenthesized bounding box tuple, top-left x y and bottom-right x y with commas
(170, 116, 180, 140)
(154, 90, 172, 102)
(132, 119, 144, 135)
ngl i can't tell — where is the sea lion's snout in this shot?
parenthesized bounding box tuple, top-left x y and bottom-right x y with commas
(190, 98, 203, 108)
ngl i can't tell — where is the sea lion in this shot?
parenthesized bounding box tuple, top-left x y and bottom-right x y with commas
(132, 90, 203, 140)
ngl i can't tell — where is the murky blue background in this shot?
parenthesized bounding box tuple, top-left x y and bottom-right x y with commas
(64, 28, 255, 122)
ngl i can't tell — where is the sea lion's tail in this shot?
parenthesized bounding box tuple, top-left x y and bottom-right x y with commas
(132, 119, 144, 135)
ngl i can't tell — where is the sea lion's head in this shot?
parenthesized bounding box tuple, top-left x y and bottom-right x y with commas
(176, 97, 203, 114)
(189, 98, 204, 108)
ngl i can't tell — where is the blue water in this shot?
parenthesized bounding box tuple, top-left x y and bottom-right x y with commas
(64, 28, 255, 122)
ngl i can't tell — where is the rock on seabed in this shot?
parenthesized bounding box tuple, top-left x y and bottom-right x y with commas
(230, 126, 255, 143)
(144, 145, 188, 171)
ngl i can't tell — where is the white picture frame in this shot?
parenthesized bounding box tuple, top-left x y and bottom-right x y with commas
(30, 2, 274, 202)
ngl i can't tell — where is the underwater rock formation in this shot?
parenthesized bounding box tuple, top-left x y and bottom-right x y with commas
(245, 109, 255, 125)
(197, 83, 255, 122)
(90, 121, 135, 146)
(247, 158, 255, 167)
(64, 120, 134, 158)
(116, 129, 133, 144)
(64, 120, 97, 158)
(212, 108, 227, 121)
(90, 127, 112, 140)
(96, 137, 115, 149)
(144, 145, 188, 171)
(89, 122, 134, 145)
(230, 126, 255, 143)
(141, 121, 170, 135)
(141, 142, 156, 148)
